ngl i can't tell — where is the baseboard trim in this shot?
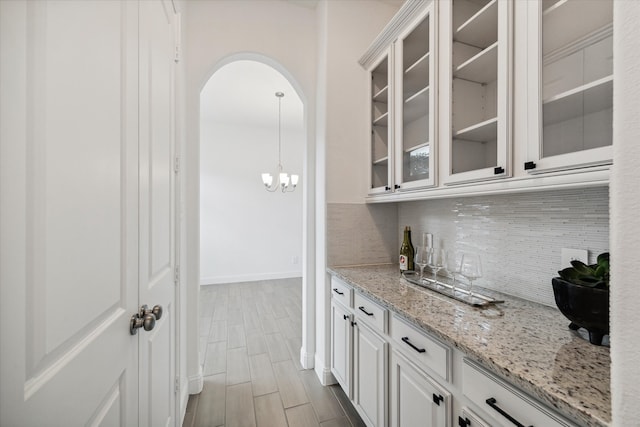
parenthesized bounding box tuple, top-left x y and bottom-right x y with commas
(200, 271, 302, 285)
(188, 367, 203, 394)
(314, 355, 336, 386)
(300, 347, 315, 370)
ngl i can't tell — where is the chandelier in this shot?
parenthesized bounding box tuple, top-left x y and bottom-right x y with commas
(261, 91, 299, 192)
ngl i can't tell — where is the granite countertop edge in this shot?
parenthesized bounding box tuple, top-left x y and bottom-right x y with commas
(327, 264, 611, 427)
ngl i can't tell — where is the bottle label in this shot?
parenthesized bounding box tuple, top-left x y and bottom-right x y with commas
(399, 255, 408, 271)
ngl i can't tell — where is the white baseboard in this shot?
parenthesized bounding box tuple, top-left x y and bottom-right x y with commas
(300, 347, 315, 370)
(200, 271, 302, 285)
(314, 355, 336, 386)
(188, 367, 203, 394)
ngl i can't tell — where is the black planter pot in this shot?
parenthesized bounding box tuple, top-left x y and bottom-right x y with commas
(552, 277, 609, 345)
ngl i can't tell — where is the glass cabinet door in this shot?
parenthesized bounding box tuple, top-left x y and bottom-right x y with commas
(443, 0, 512, 184)
(525, 0, 613, 173)
(369, 49, 393, 195)
(394, 5, 436, 191)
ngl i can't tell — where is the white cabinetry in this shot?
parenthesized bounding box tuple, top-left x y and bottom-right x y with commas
(525, 0, 613, 173)
(390, 350, 451, 427)
(330, 298, 352, 397)
(441, 0, 513, 184)
(364, 2, 437, 195)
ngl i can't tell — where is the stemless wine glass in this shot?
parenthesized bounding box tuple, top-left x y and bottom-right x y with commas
(460, 252, 482, 301)
(414, 246, 429, 281)
(446, 251, 462, 296)
(427, 247, 446, 284)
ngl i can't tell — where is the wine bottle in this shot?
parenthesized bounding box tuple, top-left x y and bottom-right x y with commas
(399, 226, 415, 271)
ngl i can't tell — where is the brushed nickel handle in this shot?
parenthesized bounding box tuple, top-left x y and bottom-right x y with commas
(130, 313, 156, 335)
(139, 304, 163, 321)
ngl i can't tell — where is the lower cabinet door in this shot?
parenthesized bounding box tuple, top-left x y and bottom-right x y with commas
(331, 300, 352, 397)
(390, 349, 451, 427)
(353, 320, 387, 427)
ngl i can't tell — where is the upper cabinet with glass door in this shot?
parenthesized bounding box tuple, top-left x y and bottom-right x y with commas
(368, 48, 393, 195)
(394, 5, 437, 191)
(525, 0, 613, 173)
(442, 0, 513, 185)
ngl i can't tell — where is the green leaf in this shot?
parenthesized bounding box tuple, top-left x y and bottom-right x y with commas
(570, 260, 595, 276)
(597, 252, 610, 265)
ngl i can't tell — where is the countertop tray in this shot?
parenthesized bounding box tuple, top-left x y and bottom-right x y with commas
(402, 271, 504, 307)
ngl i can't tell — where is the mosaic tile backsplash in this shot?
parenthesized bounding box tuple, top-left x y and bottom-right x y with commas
(398, 187, 610, 306)
(327, 188, 609, 307)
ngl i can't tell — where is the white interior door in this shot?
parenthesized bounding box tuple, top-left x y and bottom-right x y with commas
(0, 1, 140, 425)
(138, 1, 177, 426)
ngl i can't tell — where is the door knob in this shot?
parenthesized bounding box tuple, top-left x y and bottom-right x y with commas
(139, 304, 163, 320)
(130, 313, 156, 335)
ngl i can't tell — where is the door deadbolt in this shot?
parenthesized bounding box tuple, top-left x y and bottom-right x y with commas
(130, 304, 163, 335)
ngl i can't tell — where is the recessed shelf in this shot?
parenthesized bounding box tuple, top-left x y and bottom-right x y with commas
(373, 111, 389, 126)
(543, 76, 612, 126)
(454, 117, 498, 142)
(454, 42, 498, 84)
(543, 0, 612, 54)
(373, 85, 388, 103)
(404, 86, 429, 123)
(455, 0, 497, 48)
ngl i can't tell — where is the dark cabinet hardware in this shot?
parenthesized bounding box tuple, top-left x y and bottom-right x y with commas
(432, 393, 443, 406)
(394, 184, 401, 189)
(486, 397, 532, 427)
(494, 166, 505, 174)
(343, 314, 349, 320)
(458, 416, 470, 427)
(358, 306, 374, 316)
(385, 186, 391, 191)
(332, 288, 344, 295)
(524, 161, 537, 170)
(351, 321, 357, 327)
(401, 336, 426, 353)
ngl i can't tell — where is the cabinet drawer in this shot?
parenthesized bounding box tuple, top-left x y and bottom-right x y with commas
(389, 314, 450, 381)
(463, 359, 576, 427)
(331, 276, 353, 308)
(353, 292, 387, 333)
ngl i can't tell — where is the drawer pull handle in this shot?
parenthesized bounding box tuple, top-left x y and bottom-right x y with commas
(358, 306, 374, 316)
(332, 288, 344, 295)
(458, 417, 470, 427)
(401, 336, 426, 353)
(486, 397, 533, 427)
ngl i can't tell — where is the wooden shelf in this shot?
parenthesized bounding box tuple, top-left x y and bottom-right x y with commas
(404, 86, 429, 123)
(373, 156, 389, 165)
(404, 141, 429, 153)
(373, 85, 388, 103)
(454, 117, 498, 142)
(455, 0, 497, 48)
(454, 42, 498, 84)
(373, 111, 389, 126)
(543, 0, 612, 54)
(543, 76, 612, 126)
(404, 52, 429, 96)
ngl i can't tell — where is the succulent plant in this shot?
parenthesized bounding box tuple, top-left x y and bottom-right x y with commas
(557, 252, 610, 289)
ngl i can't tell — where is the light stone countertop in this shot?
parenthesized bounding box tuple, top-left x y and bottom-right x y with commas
(328, 264, 610, 427)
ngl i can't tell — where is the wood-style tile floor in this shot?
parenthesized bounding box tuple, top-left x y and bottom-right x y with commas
(182, 278, 365, 427)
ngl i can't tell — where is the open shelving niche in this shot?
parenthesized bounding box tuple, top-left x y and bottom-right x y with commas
(371, 55, 390, 189)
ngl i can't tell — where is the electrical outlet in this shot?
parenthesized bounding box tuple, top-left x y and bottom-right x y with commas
(561, 248, 588, 269)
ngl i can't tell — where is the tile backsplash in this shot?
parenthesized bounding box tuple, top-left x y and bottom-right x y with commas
(398, 187, 610, 306)
(327, 188, 609, 307)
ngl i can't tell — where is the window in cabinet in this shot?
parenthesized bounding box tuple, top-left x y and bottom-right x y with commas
(526, 0, 613, 173)
(369, 49, 393, 195)
(442, 0, 512, 184)
(394, 5, 436, 190)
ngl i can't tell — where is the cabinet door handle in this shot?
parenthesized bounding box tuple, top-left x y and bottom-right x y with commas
(343, 314, 349, 320)
(332, 288, 344, 295)
(485, 397, 533, 427)
(358, 306, 374, 316)
(524, 161, 537, 170)
(494, 166, 505, 174)
(401, 336, 426, 353)
(458, 416, 470, 427)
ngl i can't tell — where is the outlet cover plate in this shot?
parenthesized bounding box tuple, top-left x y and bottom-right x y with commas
(561, 248, 588, 269)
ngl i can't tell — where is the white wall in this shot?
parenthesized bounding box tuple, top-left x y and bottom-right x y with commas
(611, 1, 640, 423)
(199, 62, 304, 285)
